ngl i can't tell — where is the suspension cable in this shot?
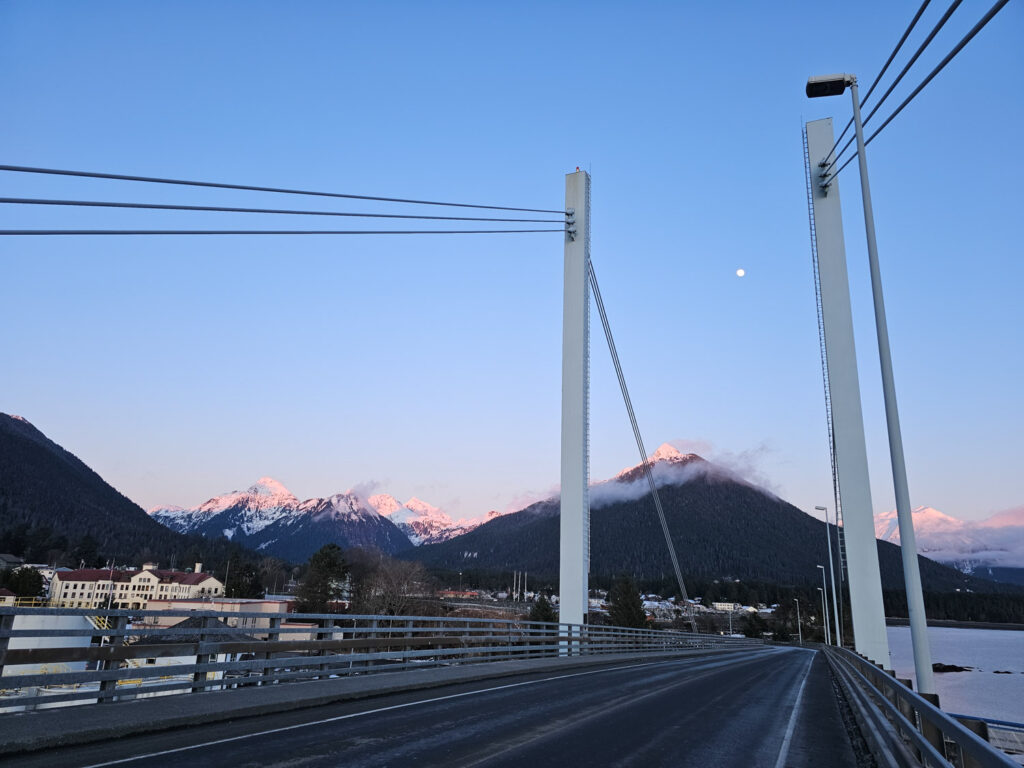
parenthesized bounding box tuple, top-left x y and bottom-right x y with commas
(0, 163, 565, 214)
(588, 261, 695, 629)
(0, 196, 566, 224)
(821, 0, 964, 178)
(825, 0, 934, 160)
(823, 0, 1011, 183)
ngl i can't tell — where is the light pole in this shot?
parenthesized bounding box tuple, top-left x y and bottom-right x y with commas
(816, 568, 832, 645)
(807, 73, 934, 693)
(817, 587, 830, 645)
(817, 505, 843, 646)
(793, 599, 802, 645)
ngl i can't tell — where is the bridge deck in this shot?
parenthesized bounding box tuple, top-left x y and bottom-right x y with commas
(3, 647, 859, 768)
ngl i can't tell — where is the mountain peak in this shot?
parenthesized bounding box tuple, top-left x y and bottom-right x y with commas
(650, 443, 683, 462)
(249, 477, 293, 497)
(406, 497, 448, 517)
(614, 442, 705, 483)
(367, 493, 404, 517)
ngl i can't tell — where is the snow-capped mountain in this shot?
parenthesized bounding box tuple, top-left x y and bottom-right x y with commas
(874, 505, 1024, 570)
(612, 443, 705, 485)
(149, 479, 412, 562)
(151, 477, 298, 540)
(150, 480, 493, 559)
(367, 495, 484, 545)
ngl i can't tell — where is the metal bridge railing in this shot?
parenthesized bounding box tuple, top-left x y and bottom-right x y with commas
(0, 606, 761, 711)
(824, 646, 1018, 768)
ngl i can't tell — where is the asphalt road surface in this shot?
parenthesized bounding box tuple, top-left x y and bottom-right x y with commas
(5, 647, 861, 768)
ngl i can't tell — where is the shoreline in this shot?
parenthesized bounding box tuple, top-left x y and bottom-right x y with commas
(886, 617, 1024, 632)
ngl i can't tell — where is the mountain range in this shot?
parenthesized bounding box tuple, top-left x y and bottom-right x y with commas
(401, 444, 1008, 593)
(149, 481, 499, 563)
(4, 411, 1021, 599)
(875, 505, 1024, 584)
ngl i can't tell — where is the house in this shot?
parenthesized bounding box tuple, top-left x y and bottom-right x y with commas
(0, 588, 15, 606)
(122, 615, 254, 698)
(141, 597, 292, 638)
(49, 562, 224, 610)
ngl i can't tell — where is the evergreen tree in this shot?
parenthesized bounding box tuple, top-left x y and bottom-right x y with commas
(295, 544, 349, 613)
(224, 555, 264, 599)
(1, 566, 44, 598)
(607, 575, 647, 629)
(528, 594, 557, 623)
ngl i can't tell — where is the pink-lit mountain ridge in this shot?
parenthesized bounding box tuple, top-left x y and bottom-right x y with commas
(875, 505, 1024, 571)
(148, 444, 705, 561)
(149, 479, 498, 561)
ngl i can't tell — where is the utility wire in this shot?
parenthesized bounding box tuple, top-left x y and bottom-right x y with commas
(826, 0, 934, 161)
(0, 164, 565, 214)
(0, 229, 565, 236)
(588, 261, 696, 631)
(0, 196, 565, 224)
(822, 0, 963, 178)
(827, 0, 1012, 182)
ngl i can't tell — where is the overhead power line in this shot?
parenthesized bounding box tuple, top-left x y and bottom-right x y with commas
(0, 196, 565, 224)
(826, 0, 934, 159)
(0, 229, 565, 236)
(822, 0, 963, 178)
(0, 164, 566, 215)
(828, 0, 1013, 182)
(588, 261, 695, 629)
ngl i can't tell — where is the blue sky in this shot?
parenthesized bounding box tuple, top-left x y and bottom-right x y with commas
(1, 1, 1021, 523)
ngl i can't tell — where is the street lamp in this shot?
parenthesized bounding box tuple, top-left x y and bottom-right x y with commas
(816, 568, 831, 646)
(807, 72, 935, 694)
(816, 505, 842, 646)
(793, 598, 802, 645)
(817, 587, 830, 646)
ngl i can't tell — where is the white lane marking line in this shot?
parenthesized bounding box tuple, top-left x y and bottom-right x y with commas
(78, 655, 742, 768)
(773, 651, 815, 768)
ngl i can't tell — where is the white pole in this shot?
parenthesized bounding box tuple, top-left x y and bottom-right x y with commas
(818, 506, 843, 646)
(559, 170, 590, 628)
(818, 587, 829, 645)
(817, 567, 831, 645)
(805, 118, 890, 667)
(848, 79, 934, 694)
(794, 599, 803, 645)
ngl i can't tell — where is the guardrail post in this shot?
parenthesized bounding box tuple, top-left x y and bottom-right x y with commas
(192, 615, 216, 693)
(954, 717, 990, 768)
(259, 616, 281, 686)
(98, 615, 128, 703)
(918, 692, 946, 759)
(0, 613, 14, 679)
(369, 618, 378, 671)
(404, 619, 413, 667)
(895, 677, 918, 750)
(318, 619, 336, 678)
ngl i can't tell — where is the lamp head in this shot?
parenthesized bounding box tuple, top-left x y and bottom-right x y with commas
(806, 74, 855, 98)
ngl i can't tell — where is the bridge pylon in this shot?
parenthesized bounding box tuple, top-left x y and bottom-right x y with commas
(559, 169, 590, 628)
(805, 119, 890, 667)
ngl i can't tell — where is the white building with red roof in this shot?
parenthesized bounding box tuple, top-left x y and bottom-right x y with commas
(49, 562, 223, 610)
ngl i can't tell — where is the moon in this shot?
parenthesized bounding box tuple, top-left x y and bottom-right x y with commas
(736, 268, 746, 277)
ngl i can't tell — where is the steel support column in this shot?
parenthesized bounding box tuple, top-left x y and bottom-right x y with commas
(806, 119, 890, 667)
(559, 170, 590, 627)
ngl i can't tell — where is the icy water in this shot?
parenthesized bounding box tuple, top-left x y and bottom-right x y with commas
(886, 626, 1024, 723)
